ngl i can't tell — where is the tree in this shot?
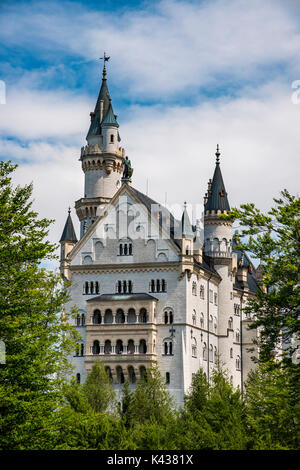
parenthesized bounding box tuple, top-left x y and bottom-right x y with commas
(245, 361, 300, 449)
(83, 359, 116, 414)
(222, 190, 300, 366)
(128, 363, 173, 426)
(176, 364, 248, 450)
(0, 161, 78, 449)
(119, 380, 133, 428)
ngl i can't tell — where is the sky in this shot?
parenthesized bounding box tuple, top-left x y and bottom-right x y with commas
(0, 0, 299, 267)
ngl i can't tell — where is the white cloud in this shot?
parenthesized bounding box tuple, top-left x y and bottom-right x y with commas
(0, 0, 300, 98)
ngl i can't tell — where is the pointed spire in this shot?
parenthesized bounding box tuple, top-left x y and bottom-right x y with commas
(86, 55, 112, 139)
(102, 98, 119, 127)
(181, 202, 194, 238)
(215, 144, 220, 164)
(60, 208, 78, 243)
(204, 146, 230, 213)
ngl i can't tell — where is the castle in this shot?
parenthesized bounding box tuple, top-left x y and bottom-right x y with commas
(59, 60, 259, 406)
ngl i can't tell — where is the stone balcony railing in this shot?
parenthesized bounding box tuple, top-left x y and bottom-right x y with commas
(205, 250, 232, 258)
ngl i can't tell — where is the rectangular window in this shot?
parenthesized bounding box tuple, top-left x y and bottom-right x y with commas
(166, 372, 170, 384)
(209, 289, 213, 303)
(214, 293, 218, 305)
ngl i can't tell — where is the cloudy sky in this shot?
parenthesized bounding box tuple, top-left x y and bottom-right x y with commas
(0, 0, 299, 266)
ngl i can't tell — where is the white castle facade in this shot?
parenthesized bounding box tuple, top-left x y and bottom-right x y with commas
(60, 62, 259, 406)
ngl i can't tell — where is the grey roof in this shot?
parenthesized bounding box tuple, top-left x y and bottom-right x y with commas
(59, 211, 78, 243)
(181, 205, 194, 238)
(233, 239, 260, 294)
(205, 149, 230, 213)
(101, 101, 119, 127)
(86, 67, 111, 138)
(87, 293, 158, 302)
(130, 186, 218, 277)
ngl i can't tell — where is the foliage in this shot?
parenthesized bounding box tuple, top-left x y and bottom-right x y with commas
(83, 359, 117, 414)
(127, 363, 174, 426)
(0, 161, 78, 449)
(221, 189, 300, 365)
(244, 361, 300, 449)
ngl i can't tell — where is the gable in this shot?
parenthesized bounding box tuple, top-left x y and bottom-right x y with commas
(70, 185, 181, 267)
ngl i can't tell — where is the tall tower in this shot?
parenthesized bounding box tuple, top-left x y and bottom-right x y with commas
(59, 208, 78, 280)
(75, 57, 125, 237)
(203, 146, 233, 337)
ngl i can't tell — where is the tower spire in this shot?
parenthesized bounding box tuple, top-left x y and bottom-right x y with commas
(100, 52, 110, 79)
(215, 144, 220, 164)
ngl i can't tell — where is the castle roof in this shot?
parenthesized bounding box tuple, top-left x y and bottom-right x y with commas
(181, 204, 194, 238)
(205, 145, 230, 213)
(86, 64, 112, 138)
(59, 209, 78, 243)
(101, 100, 119, 127)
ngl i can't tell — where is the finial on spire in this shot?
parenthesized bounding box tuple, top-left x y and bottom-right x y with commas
(215, 144, 220, 164)
(100, 52, 110, 79)
(68, 206, 71, 215)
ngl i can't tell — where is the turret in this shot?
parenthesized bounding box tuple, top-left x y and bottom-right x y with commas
(203, 145, 232, 259)
(75, 55, 125, 237)
(60, 208, 78, 280)
(180, 203, 194, 277)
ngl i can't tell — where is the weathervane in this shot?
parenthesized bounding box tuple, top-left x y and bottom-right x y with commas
(99, 52, 110, 78)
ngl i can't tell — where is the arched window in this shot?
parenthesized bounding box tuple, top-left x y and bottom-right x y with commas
(90, 282, 94, 294)
(169, 341, 173, 355)
(200, 312, 204, 328)
(209, 315, 213, 330)
(164, 341, 168, 355)
(166, 372, 170, 384)
(162, 279, 166, 292)
(230, 347, 233, 358)
(236, 355, 241, 370)
(117, 280, 122, 294)
(110, 134, 114, 143)
(81, 313, 85, 326)
(124, 244, 128, 255)
(156, 279, 161, 292)
(127, 339, 135, 354)
(139, 339, 147, 354)
(228, 317, 233, 329)
(119, 244, 123, 256)
(128, 280, 133, 293)
(76, 314, 81, 326)
(116, 366, 125, 384)
(92, 340, 100, 355)
(209, 344, 213, 362)
(129, 243, 133, 255)
(104, 340, 112, 354)
(164, 312, 168, 324)
(105, 366, 113, 382)
(76, 373, 81, 384)
(128, 309, 136, 324)
(192, 338, 197, 357)
(128, 366, 136, 384)
(192, 282, 197, 295)
(93, 309, 101, 325)
(80, 344, 84, 356)
(116, 309, 125, 324)
(95, 282, 99, 294)
(104, 309, 113, 324)
(150, 279, 155, 293)
(123, 280, 127, 293)
(169, 312, 173, 324)
(200, 285, 205, 299)
(214, 346, 217, 363)
(140, 366, 146, 381)
(75, 344, 80, 356)
(84, 281, 89, 295)
(116, 339, 123, 354)
(140, 308, 147, 323)
(203, 342, 207, 361)
(236, 329, 240, 342)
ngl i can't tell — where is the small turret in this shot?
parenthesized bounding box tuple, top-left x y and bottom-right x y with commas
(179, 203, 194, 278)
(203, 145, 232, 259)
(60, 208, 78, 280)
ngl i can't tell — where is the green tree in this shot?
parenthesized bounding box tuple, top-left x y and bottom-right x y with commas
(128, 363, 174, 426)
(222, 190, 300, 365)
(245, 362, 300, 449)
(0, 161, 78, 450)
(119, 380, 133, 428)
(176, 364, 248, 450)
(83, 359, 116, 413)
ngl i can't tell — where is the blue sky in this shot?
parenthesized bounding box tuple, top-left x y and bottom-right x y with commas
(0, 0, 299, 256)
